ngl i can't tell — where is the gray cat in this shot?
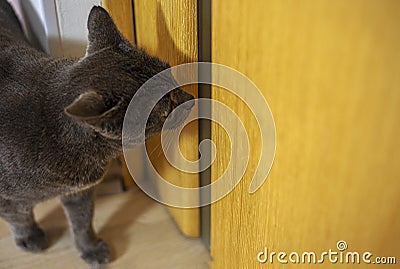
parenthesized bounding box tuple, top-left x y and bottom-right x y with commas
(0, 2, 193, 265)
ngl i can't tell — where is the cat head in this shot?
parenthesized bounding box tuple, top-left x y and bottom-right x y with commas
(64, 6, 194, 145)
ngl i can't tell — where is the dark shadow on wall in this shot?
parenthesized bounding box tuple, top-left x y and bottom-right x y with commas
(155, 2, 182, 65)
(155, 1, 192, 64)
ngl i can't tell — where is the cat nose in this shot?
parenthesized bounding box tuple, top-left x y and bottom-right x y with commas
(182, 94, 195, 110)
(170, 88, 195, 109)
(182, 91, 194, 101)
(178, 91, 195, 110)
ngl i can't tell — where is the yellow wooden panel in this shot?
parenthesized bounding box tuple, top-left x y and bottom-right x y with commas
(102, 0, 134, 43)
(211, 1, 400, 268)
(133, 0, 199, 237)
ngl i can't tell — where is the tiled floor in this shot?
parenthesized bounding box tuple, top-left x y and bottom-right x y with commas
(0, 186, 210, 269)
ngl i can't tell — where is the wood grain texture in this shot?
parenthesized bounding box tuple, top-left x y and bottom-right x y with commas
(133, 0, 200, 237)
(102, 0, 134, 43)
(211, 1, 400, 268)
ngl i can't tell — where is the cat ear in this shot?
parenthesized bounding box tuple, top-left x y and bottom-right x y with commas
(65, 91, 110, 120)
(86, 6, 123, 54)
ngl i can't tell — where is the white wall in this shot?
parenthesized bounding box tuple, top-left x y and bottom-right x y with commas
(7, 0, 100, 57)
(54, 0, 101, 57)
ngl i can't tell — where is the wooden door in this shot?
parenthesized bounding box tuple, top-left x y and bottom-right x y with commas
(211, 1, 400, 268)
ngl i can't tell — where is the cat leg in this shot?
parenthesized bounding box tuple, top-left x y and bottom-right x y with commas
(61, 188, 110, 265)
(0, 198, 46, 252)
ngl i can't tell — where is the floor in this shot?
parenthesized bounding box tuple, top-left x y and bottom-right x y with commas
(0, 186, 210, 269)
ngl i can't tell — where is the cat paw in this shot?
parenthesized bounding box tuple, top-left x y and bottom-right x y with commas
(15, 227, 47, 253)
(80, 239, 110, 265)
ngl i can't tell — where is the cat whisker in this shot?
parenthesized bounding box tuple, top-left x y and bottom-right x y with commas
(159, 131, 171, 157)
(161, 129, 175, 157)
(167, 128, 180, 154)
(164, 132, 173, 156)
(148, 141, 162, 158)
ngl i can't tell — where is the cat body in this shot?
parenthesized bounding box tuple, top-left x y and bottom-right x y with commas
(0, 1, 193, 265)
